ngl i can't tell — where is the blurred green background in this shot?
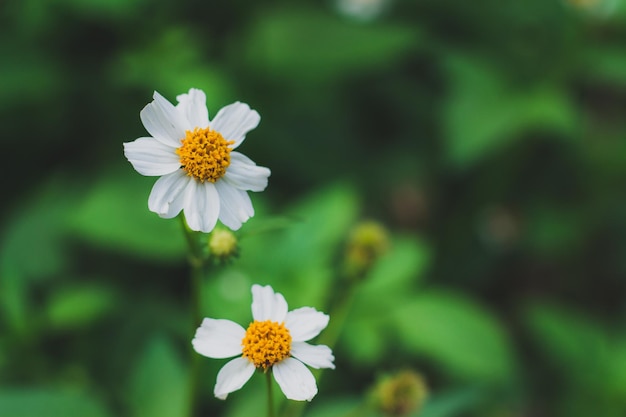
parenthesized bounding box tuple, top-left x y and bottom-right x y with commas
(2, 0, 626, 416)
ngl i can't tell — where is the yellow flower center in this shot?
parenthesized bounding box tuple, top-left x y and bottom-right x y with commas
(175, 127, 235, 182)
(241, 320, 292, 369)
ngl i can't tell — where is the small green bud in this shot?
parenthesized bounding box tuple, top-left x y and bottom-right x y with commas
(343, 220, 390, 279)
(208, 228, 238, 261)
(369, 370, 428, 417)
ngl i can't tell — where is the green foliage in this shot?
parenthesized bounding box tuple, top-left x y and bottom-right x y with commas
(443, 55, 578, 168)
(46, 284, 117, 330)
(393, 291, 514, 382)
(304, 398, 368, 417)
(244, 7, 418, 85)
(113, 27, 233, 104)
(0, 388, 110, 417)
(343, 237, 432, 364)
(128, 336, 188, 417)
(419, 387, 485, 417)
(0, 178, 73, 334)
(524, 302, 626, 417)
(2, 0, 626, 416)
(69, 171, 187, 262)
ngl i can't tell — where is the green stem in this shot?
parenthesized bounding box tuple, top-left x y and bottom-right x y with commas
(266, 370, 275, 417)
(179, 215, 205, 417)
(316, 284, 357, 350)
(186, 258, 204, 417)
(179, 215, 205, 328)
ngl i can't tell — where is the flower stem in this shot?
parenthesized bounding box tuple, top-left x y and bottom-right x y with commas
(266, 370, 275, 417)
(179, 215, 205, 417)
(316, 283, 357, 350)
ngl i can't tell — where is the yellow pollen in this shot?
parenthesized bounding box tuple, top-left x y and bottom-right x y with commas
(241, 320, 292, 369)
(175, 127, 235, 182)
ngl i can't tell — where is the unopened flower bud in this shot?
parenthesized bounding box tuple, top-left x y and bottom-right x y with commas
(208, 228, 238, 261)
(343, 220, 390, 279)
(370, 370, 428, 417)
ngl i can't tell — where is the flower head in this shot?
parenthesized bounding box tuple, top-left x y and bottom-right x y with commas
(192, 284, 335, 401)
(343, 220, 390, 279)
(369, 370, 428, 417)
(208, 228, 239, 261)
(123, 88, 271, 233)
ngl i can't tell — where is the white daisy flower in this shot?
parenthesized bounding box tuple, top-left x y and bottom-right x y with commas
(192, 284, 335, 401)
(123, 88, 271, 233)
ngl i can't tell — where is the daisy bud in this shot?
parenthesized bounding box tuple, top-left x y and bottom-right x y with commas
(369, 370, 428, 417)
(343, 220, 390, 280)
(208, 228, 239, 261)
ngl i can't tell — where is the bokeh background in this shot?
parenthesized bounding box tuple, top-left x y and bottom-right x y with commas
(2, 0, 626, 416)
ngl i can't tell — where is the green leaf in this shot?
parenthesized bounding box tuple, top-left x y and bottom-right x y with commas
(0, 388, 110, 417)
(419, 387, 484, 417)
(47, 284, 116, 330)
(284, 183, 360, 261)
(69, 170, 186, 262)
(128, 336, 188, 417)
(113, 27, 232, 103)
(0, 179, 71, 280)
(606, 338, 626, 401)
(202, 185, 360, 326)
(393, 291, 515, 382)
(232, 184, 359, 308)
(342, 237, 432, 363)
(244, 7, 418, 84)
(583, 46, 626, 86)
(0, 176, 74, 333)
(443, 55, 578, 168)
(523, 303, 621, 416)
(523, 302, 606, 383)
(341, 318, 388, 365)
(304, 397, 371, 417)
(361, 236, 431, 295)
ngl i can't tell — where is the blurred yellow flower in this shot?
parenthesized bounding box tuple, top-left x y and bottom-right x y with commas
(370, 370, 428, 417)
(343, 220, 390, 278)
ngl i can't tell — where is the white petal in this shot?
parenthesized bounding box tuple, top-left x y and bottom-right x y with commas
(140, 91, 188, 148)
(273, 357, 318, 401)
(290, 342, 335, 370)
(285, 307, 330, 342)
(223, 152, 271, 192)
(251, 285, 288, 322)
(210, 102, 260, 148)
(215, 180, 254, 230)
(123, 137, 180, 176)
(148, 171, 191, 218)
(183, 180, 220, 233)
(176, 88, 209, 128)
(214, 357, 256, 400)
(192, 318, 246, 359)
